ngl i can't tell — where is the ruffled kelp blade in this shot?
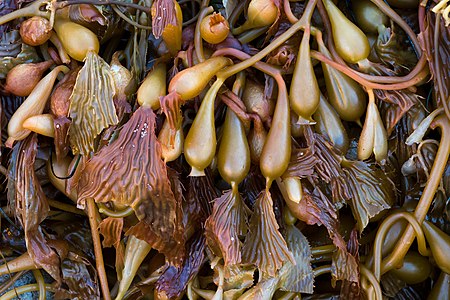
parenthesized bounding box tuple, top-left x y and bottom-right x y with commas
(242, 190, 294, 277)
(69, 50, 118, 155)
(77, 107, 184, 265)
(342, 159, 393, 232)
(279, 225, 314, 294)
(286, 186, 359, 285)
(205, 189, 248, 268)
(8, 134, 62, 283)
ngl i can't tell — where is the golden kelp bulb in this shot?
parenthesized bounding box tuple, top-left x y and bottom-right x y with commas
(314, 94, 349, 153)
(260, 83, 291, 184)
(322, 0, 370, 63)
(248, 118, 267, 164)
(22, 114, 55, 138)
(357, 90, 387, 162)
(200, 12, 230, 45)
(137, 63, 167, 110)
(290, 30, 320, 123)
(7, 65, 69, 147)
(217, 109, 251, 185)
(53, 18, 99, 61)
(319, 43, 366, 122)
(46, 154, 77, 202)
(242, 79, 274, 123)
(158, 118, 184, 162)
(232, 0, 279, 35)
(352, 0, 389, 34)
(184, 80, 223, 176)
(283, 176, 303, 204)
(389, 252, 431, 285)
(422, 220, 450, 274)
(116, 236, 151, 300)
(168, 56, 232, 101)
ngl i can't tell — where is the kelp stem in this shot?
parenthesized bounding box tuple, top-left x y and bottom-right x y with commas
(283, 0, 298, 24)
(32, 269, 46, 300)
(97, 203, 134, 218)
(48, 199, 85, 216)
(0, 284, 55, 300)
(0, 0, 48, 25)
(216, 0, 318, 79)
(381, 116, 450, 274)
(311, 245, 336, 256)
(195, 6, 214, 63)
(313, 264, 331, 277)
(86, 198, 111, 300)
(0, 253, 37, 276)
(360, 265, 383, 300)
(0, 271, 25, 295)
(310, 50, 428, 90)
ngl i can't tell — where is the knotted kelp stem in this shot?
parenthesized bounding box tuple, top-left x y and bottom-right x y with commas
(372, 212, 429, 281)
(380, 115, 450, 274)
(360, 265, 383, 300)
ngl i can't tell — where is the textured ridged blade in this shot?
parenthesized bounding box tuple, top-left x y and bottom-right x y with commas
(69, 51, 118, 155)
(342, 159, 393, 233)
(205, 190, 248, 267)
(242, 190, 294, 277)
(279, 225, 314, 294)
(77, 107, 184, 265)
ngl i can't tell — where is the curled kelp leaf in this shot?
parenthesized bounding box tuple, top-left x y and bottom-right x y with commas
(339, 229, 360, 299)
(331, 245, 359, 288)
(110, 52, 133, 119)
(238, 224, 313, 298)
(58, 254, 100, 299)
(205, 189, 248, 267)
(342, 159, 393, 232)
(242, 190, 294, 277)
(419, 8, 450, 107)
(69, 4, 107, 37)
(376, 89, 419, 136)
(155, 233, 206, 300)
(285, 147, 317, 179)
(78, 106, 184, 265)
(308, 133, 351, 206)
(8, 134, 62, 283)
(98, 217, 125, 278)
(185, 169, 217, 228)
(69, 50, 118, 155)
(375, 23, 418, 74)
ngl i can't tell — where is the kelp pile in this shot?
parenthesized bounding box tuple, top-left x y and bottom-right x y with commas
(0, 0, 449, 298)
